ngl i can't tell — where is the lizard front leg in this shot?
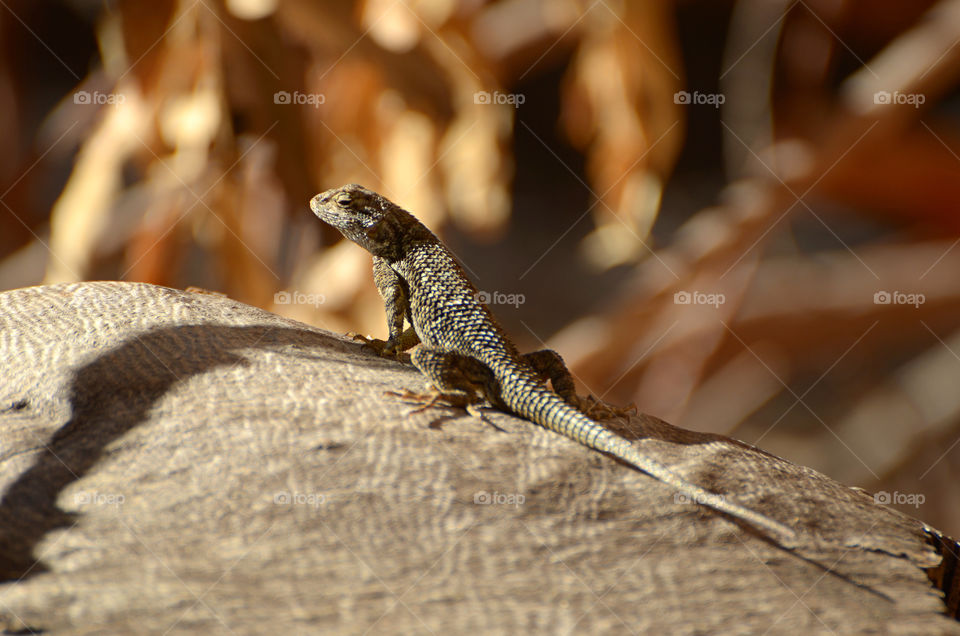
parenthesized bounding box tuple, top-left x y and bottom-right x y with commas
(352, 257, 420, 358)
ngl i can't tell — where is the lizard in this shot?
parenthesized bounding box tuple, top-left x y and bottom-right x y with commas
(310, 183, 797, 548)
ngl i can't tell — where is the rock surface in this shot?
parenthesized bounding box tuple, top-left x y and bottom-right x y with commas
(0, 282, 957, 634)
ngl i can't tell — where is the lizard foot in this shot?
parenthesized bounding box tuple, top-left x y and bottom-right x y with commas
(385, 389, 505, 431)
(575, 395, 638, 422)
(348, 333, 406, 361)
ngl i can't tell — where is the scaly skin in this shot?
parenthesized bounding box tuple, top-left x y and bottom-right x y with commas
(311, 183, 796, 547)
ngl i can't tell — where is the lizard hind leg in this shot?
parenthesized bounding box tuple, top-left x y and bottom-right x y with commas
(522, 349, 579, 403)
(522, 348, 637, 421)
(387, 345, 504, 430)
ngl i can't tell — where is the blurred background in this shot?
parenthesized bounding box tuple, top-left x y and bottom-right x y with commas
(1, 0, 959, 535)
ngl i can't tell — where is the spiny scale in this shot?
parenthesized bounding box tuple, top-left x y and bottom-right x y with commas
(310, 183, 796, 548)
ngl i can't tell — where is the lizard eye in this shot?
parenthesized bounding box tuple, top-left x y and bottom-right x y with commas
(336, 195, 352, 207)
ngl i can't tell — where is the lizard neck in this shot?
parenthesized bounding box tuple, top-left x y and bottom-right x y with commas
(366, 212, 437, 262)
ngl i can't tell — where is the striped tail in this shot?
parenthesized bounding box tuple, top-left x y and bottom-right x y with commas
(502, 378, 797, 547)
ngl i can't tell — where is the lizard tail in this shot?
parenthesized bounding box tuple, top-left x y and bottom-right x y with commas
(504, 381, 797, 547)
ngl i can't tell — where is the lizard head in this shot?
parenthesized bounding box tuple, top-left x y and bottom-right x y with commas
(310, 184, 432, 259)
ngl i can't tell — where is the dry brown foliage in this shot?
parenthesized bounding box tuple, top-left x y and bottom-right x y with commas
(1, 0, 958, 535)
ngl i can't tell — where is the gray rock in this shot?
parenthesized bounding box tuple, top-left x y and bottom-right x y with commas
(0, 282, 956, 634)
